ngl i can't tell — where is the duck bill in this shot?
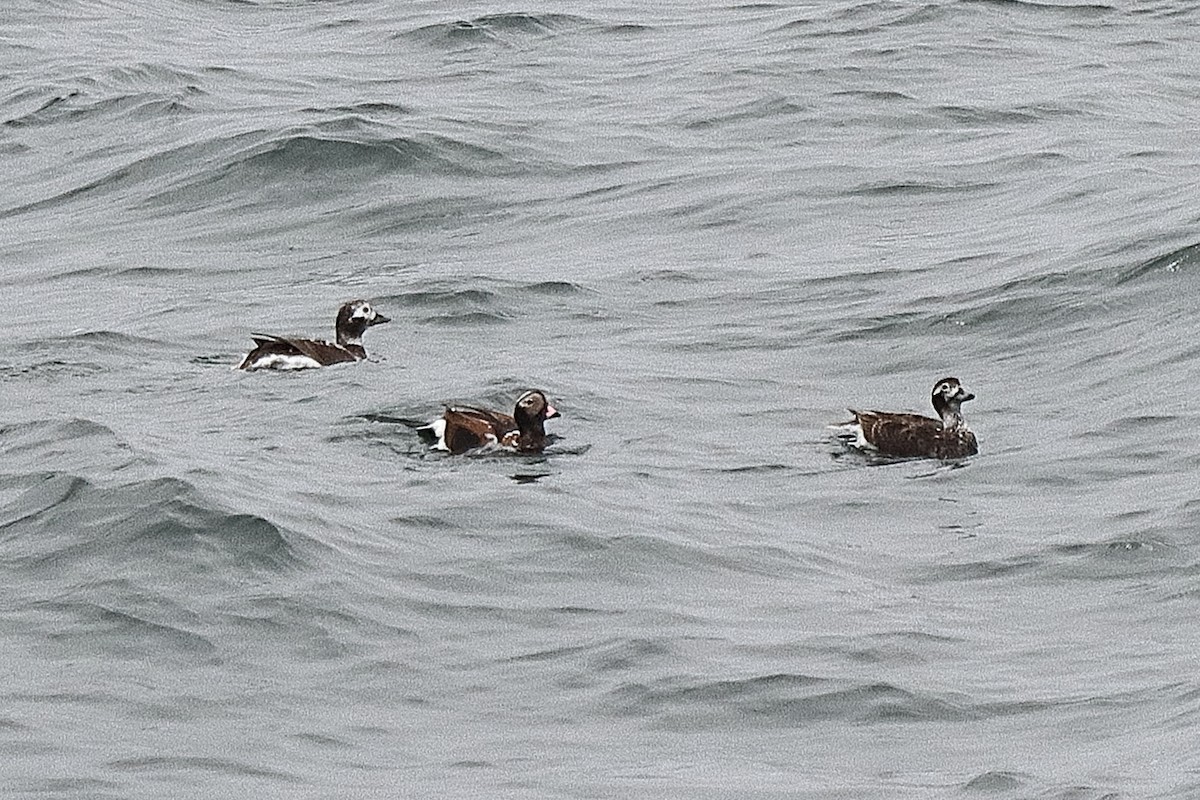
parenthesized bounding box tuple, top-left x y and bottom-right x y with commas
(545, 404, 561, 419)
(371, 313, 391, 325)
(960, 392, 975, 402)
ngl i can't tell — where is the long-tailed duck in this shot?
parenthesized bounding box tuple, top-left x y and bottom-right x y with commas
(237, 300, 390, 371)
(835, 377, 978, 459)
(418, 389, 560, 454)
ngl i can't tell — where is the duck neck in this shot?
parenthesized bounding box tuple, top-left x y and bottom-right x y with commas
(933, 393, 966, 429)
(515, 414, 547, 450)
(337, 328, 364, 347)
(939, 405, 965, 431)
(336, 312, 370, 347)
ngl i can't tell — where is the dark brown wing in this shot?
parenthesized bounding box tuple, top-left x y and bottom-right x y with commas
(240, 334, 359, 369)
(238, 336, 301, 369)
(852, 410, 944, 458)
(442, 406, 516, 454)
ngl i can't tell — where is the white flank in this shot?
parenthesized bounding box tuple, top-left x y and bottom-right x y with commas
(242, 353, 323, 371)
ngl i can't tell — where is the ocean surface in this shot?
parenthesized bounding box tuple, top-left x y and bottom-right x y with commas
(3, 0, 1200, 797)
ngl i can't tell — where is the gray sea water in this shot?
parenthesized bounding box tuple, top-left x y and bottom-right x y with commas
(4, 0, 1200, 797)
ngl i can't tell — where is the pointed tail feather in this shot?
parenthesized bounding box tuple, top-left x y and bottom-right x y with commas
(415, 418, 448, 449)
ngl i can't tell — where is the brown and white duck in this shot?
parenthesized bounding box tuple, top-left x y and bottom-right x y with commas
(237, 300, 390, 371)
(418, 390, 561, 454)
(835, 377, 978, 459)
